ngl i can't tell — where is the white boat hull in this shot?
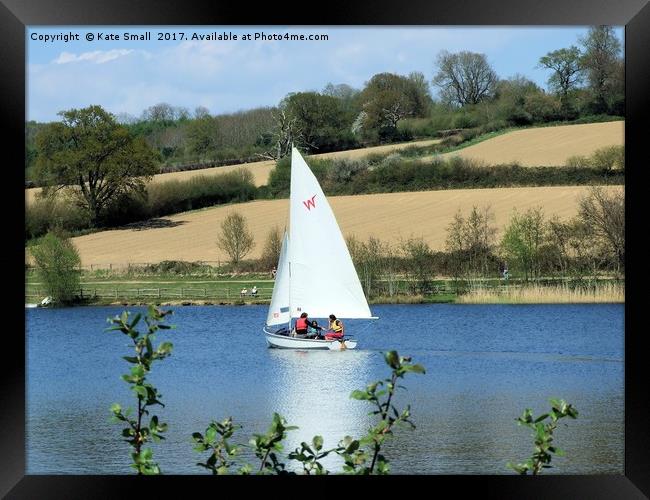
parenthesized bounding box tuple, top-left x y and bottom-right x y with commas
(263, 327, 357, 350)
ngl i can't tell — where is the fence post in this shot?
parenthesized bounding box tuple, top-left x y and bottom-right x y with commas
(158, 288, 161, 299)
(204, 288, 207, 297)
(115, 288, 118, 299)
(181, 288, 184, 299)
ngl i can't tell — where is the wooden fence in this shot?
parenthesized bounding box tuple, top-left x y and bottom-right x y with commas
(25, 287, 274, 301)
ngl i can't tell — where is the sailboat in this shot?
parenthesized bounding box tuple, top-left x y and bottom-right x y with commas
(263, 147, 376, 350)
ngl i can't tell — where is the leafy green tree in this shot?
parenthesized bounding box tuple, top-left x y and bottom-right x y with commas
(216, 212, 255, 266)
(433, 51, 498, 106)
(30, 230, 81, 305)
(185, 115, 219, 160)
(359, 72, 432, 140)
(538, 46, 583, 117)
(579, 26, 623, 114)
(280, 92, 351, 152)
(493, 75, 544, 125)
(35, 105, 158, 226)
(501, 207, 547, 280)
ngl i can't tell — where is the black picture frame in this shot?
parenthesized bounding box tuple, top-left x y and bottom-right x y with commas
(3, 0, 648, 497)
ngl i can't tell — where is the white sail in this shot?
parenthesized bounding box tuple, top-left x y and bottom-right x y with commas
(288, 147, 372, 319)
(266, 231, 291, 326)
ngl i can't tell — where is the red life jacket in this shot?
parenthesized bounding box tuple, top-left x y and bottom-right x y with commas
(296, 317, 308, 330)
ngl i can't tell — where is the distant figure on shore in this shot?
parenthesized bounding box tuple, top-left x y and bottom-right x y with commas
(240, 287, 248, 297)
(271, 267, 277, 279)
(502, 262, 510, 281)
(251, 286, 258, 297)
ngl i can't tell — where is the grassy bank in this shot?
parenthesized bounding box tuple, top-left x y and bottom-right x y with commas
(26, 270, 623, 306)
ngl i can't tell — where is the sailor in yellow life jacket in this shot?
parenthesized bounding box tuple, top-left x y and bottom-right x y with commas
(324, 314, 344, 340)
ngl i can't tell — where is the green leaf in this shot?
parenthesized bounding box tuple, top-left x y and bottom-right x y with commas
(408, 363, 426, 374)
(313, 435, 323, 451)
(350, 390, 370, 400)
(133, 385, 148, 398)
(384, 351, 400, 369)
(129, 313, 142, 329)
(205, 426, 217, 444)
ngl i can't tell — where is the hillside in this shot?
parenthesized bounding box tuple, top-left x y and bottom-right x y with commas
(25, 121, 624, 205)
(436, 121, 624, 166)
(25, 138, 442, 204)
(60, 185, 622, 269)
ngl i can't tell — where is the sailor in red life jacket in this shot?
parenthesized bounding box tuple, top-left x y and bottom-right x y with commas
(324, 314, 344, 340)
(294, 312, 310, 337)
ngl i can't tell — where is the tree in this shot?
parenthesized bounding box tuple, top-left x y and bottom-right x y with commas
(35, 105, 158, 226)
(358, 72, 431, 140)
(280, 92, 350, 152)
(257, 108, 304, 160)
(578, 187, 624, 273)
(500, 208, 547, 281)
(260, 225, 283, 271)
(539, 47, 583, 97)
(400, 237, 435, 294)
(446, 206, 497, 278)
(432, 51, 498, 106)
(538, 46, 583, 117)
(186, 115, 219, 160)
(30, 230, 81, 304)
(216, 212, 255, 266)
(579, 26, 623, 114)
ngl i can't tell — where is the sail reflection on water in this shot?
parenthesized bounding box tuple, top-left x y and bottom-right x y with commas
(266, 349, 374, 471)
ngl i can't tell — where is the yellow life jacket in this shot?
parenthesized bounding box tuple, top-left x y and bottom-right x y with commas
(329, 319, 343, 333)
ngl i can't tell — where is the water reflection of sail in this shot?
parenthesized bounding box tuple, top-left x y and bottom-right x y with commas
(266, 349, 374, 472)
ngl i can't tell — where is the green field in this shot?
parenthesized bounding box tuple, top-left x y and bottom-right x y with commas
(25, 269, 621, 306)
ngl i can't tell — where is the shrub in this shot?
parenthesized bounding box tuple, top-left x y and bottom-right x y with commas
(452, 113, 480, 129)
(327, 158, 370, 183)
(26, 196, 91, 241)
(479, 120, 509, 134)
(592, 145, 624, 173)
(30, 230, 81, 304)
(565, 145, 624, 172)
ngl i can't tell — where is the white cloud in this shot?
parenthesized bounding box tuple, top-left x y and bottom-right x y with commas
(53, 49, 135, 65)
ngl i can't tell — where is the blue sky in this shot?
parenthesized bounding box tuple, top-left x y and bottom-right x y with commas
(27, 26, 624, 122)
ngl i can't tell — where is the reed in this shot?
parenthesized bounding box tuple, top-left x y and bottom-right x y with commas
(456, 283, 624, 304)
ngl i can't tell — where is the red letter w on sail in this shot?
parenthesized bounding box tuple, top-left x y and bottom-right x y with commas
(303, 195, 317, 211)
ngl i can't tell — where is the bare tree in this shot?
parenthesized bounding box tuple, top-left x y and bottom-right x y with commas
(578, 187, 624, 273)
(433, 51, 498, 106)
(216, 212, 255, 267)
(259, 225, 283, 271)
(257, 108, 305, 160)
(446, 206, 497, 278)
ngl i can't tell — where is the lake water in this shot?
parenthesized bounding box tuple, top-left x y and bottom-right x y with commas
(25, 303, 624, 475)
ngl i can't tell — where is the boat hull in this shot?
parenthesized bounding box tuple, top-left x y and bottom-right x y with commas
(263, 327, 357, 350)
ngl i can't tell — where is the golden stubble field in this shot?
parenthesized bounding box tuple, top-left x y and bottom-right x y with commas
(63, 185, 622, 268)
(25, 138, 442, 204)
(436, 121, 624, 166)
